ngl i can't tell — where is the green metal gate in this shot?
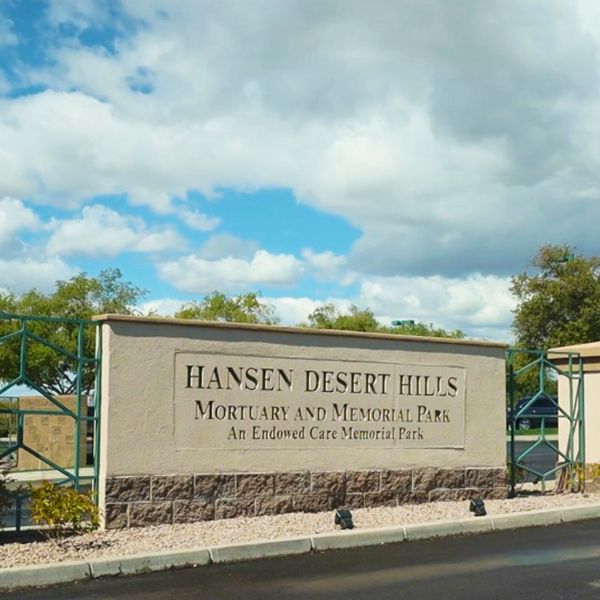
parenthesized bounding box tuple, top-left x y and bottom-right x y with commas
(0, 313, 101, 530)
(507, 348, 584, 496)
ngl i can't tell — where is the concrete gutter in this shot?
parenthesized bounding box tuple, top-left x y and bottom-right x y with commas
(2, 503, 600, 591)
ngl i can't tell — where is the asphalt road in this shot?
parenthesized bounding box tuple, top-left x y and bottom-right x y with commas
(510, 439, 557, 481)
(6, 519, 600, 600)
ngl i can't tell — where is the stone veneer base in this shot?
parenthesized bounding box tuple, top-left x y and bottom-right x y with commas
(104, 467, 507, 529)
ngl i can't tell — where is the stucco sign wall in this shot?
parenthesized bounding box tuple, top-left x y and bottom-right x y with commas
(95, 315, 507, 529)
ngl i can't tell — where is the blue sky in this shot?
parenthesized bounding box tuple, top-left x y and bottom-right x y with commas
(2, 1, 600, 340)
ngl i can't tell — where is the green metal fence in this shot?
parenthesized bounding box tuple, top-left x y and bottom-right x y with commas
(506, 348, 584, 496)
(0, 312, 102, 530)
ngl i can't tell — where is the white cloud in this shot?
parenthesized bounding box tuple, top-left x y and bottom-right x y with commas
(137, 294, 356, 328)
(0, 0, 594, 276)
(301, 249, 356, 285)
(358, 274, 515, 341)
(196, 234, 260, 260)
(134, 229, 184, 253)
(266, 297, 320, 325)
(178, 209, 221, 232)
(266, 274, 516, 341)
(0, 197, 40, 247)
(1, 1, 541, 343)
(138, 280, 512, 340)
(137, 297, 185, 317)
(266, 296, 353, 326)
(0, 256, 75, 294)
(158, 249, 304, 293)
(45, 0, 109, 28)
(46, 204, 185, 257)
(1, 0, 599, 316)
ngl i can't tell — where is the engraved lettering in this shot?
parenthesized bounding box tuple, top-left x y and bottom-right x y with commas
(226, 366, 243, 389)
(305, 370, 319, 392)
(186, 365, 204, 388)
(179, 355, 465, 450)
(245, 367, 258, 390)
(336, 372, 348, 393)
(448, 376, 458, 397)
(399, 374, 412, 395)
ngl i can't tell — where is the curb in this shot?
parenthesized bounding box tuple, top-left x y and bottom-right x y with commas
(209, 537, 312, 563)
(2, 503, 600, 591)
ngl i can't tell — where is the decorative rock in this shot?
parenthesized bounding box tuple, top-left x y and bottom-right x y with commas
(346, 470, 380, 494)
(101, 468, 509, 527)
(129, 502, 173, 527)
(4, 490, 600, 571)
(292, 494, 331, 512)
(364, 491, 397, 508)
(310, 472, 346, 501)
(397, 489, 428, 505)
(194, 474, 235, 499)
(429, 488, 473, 502)
(215, 498, 255, 519)
(481, 487, 509, 500)
(105, 503, 128, 529)
(274, 472, 310, 495)
(152, 476, 194, 501)
(465, 468, 499, 488)
(380, 470, 412, 493)
(493, 469, 508, 487)
(173, 500, 215, 523)
(105, 477, 151, 502)
(413, 468, 464, 491)
(236, 474, 274, 497)
(255, 495, 294, 516)
(345, 493, 366, 509)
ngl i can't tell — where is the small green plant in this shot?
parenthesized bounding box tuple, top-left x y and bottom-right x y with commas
(29, 482, 100, 540)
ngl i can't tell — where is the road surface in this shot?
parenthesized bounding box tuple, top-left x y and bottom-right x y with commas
(510, 439, 557, 481)
(6, 519, 600, 599)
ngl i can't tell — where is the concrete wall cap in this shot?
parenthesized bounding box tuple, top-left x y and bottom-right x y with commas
(92, 313, 507, 349)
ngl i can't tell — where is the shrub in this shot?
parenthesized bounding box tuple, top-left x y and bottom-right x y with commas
(29, 482, 100, 540)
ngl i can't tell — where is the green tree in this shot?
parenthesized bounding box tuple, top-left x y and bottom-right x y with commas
(175, 291, 279, 325)
(511, 244, 600, 349)
(306, 304, 379, 331)
(304, 303, 464, 338)
(383, 321, 465, 338)
(0, 269, 147, 394)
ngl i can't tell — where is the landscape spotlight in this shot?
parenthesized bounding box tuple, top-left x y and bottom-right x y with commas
(334, 508, 354, 530)
(469, 497, 486, 517)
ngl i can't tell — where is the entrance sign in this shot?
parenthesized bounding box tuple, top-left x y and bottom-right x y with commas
(175, 353, 466, 449)
(95, 316, 506, 529)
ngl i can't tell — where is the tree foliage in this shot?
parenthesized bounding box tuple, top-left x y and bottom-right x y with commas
(175, 294, 463, 338)
(0, 269, 147, 394)
(511, 244, 600, 349)
(306, 304, 379, 331)
(304, 303, 465, 338)
(175, 291, 279, 325)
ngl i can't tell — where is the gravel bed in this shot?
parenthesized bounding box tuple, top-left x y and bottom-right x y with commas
(2, 492, 600, 569)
